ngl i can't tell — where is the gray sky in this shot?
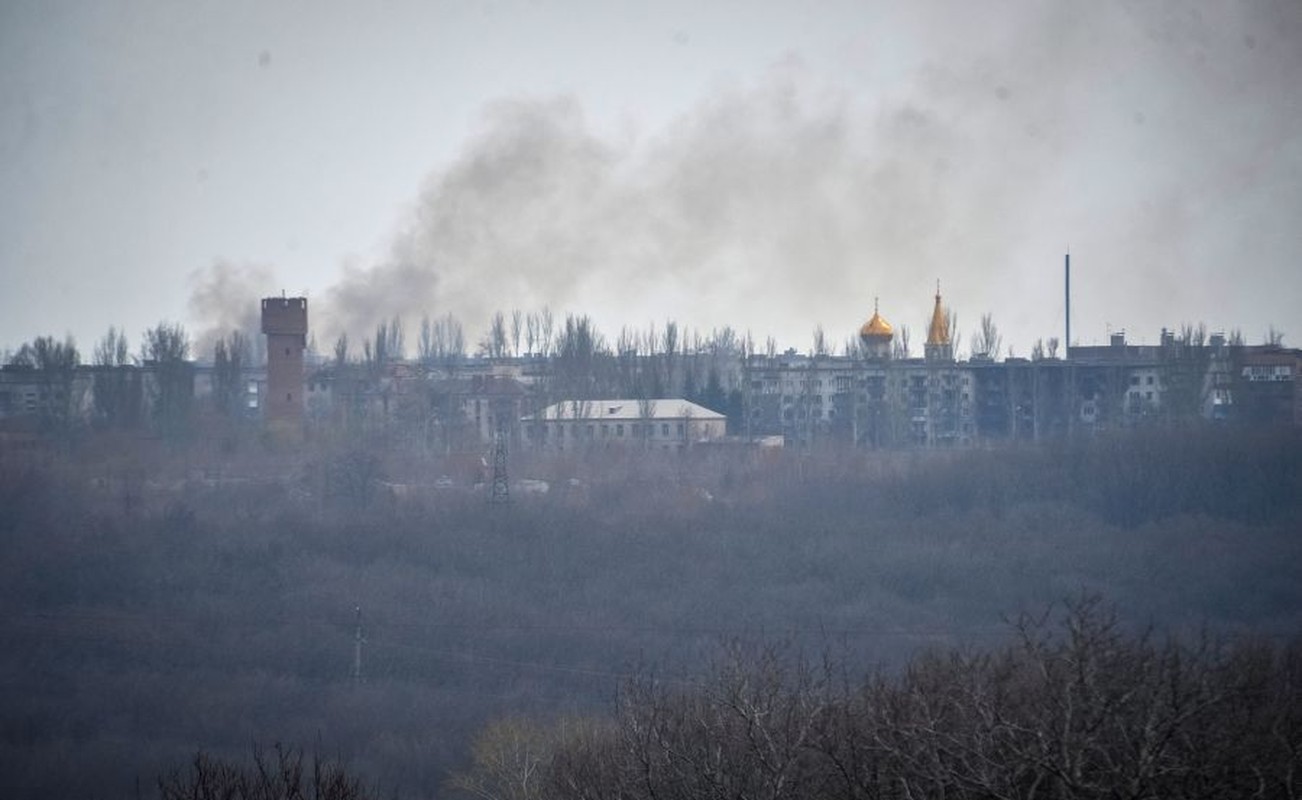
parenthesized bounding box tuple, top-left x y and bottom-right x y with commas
(2, 0, 1299, 360)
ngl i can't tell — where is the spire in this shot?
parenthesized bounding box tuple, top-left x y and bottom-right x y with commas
(926, 281, 949, 347)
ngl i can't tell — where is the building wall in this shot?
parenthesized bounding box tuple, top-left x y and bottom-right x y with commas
(525, 400, 726, 451)
(260, 297, 307, 425)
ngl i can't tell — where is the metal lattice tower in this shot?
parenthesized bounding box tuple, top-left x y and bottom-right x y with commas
(489, 428, 510, 505)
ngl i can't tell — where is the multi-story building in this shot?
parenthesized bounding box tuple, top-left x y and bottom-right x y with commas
(743, 289, 974, 447)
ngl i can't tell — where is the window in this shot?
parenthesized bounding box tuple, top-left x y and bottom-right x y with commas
(1146, 375, 1154, 385)
(661, 423, 669, 436)
(616, 423, 624, 437)
(677, 423, 684, 435)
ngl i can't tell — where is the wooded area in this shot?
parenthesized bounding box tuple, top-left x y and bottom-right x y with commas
(0, 427, 1299, 797)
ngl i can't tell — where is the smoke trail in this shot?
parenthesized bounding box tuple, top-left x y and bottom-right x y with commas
(250, 0, 1302, 353)
(188, 260, 275, 362)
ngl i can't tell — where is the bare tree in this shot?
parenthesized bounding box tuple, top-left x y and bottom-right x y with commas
(334, 333, 349, 367)
(893, 324, 912, 359)
(142, 322, 192, 437)
(212, 331, 248, 417)
(419, 314, 435, 365)
(92, 326, 140, 429)
(448, 716, 556, 800)
(483, 311, 509, 359)
(944, 308, 961, 357)
(10, 334, 82, 435)
(971, 313, 1002, 360)
(525, 312, 538, 357)
(812, 325, 828, 357)
(540, 306, 555, 356)
(159, 745, 375, 800)
(511, 309, 523, 358)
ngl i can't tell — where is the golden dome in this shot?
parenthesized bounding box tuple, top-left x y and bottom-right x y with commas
(859, 298, 893, 339)
(926, 285, 950, 347)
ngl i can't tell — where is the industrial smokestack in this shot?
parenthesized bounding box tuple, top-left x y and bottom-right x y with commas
(1065, 252, 1071, 360)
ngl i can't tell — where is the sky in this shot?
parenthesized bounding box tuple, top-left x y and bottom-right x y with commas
(2, 0, 1299, 361)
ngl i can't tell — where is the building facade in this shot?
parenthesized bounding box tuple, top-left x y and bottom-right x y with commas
(260, 296, 308, 427)
(524, 399, 727, 451)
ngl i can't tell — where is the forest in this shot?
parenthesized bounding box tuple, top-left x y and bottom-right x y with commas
(1, 425, 1299, 797)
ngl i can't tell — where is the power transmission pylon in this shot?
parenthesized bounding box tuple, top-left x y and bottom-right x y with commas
(489, 426, 510, 505)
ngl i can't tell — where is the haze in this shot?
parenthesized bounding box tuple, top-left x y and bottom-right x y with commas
(2, 0, 1299, 358)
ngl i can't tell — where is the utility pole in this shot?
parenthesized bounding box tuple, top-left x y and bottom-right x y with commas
(489, 424, 510, 505)
(352, 605, 364, 686)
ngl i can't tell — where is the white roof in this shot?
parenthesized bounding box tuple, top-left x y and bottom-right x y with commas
(525, 398, 725, 422)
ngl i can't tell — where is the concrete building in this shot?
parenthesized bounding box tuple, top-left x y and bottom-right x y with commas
(524, 398, 727, 451)
(1236, 346, 1302, 426)
(744, 288, 973, 447)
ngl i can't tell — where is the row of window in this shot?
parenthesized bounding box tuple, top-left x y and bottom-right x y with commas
(529, 421, 687, 440)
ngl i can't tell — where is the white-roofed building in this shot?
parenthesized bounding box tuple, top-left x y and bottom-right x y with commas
(523, 398, 726, 451)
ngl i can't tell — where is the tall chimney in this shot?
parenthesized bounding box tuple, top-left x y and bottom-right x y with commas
(1064, 252, 1071, 360)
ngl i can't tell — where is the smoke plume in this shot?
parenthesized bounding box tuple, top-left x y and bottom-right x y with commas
(188, 260, 275, 362)
(209, 0, 1301, 354)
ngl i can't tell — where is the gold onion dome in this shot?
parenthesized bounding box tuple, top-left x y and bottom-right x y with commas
(860, 299, 893, 340)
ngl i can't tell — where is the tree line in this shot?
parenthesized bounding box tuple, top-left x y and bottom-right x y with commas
(453, 597, 1300, 800)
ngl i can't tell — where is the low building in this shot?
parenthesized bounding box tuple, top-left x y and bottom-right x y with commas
(523, 398, 727, 451)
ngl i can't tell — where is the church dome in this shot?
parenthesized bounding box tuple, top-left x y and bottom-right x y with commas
(859, 299, 893, 341)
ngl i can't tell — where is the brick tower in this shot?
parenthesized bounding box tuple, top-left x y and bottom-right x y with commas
(260, 296, 307, 426)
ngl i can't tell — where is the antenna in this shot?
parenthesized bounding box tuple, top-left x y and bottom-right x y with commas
(1065, 252, 1071, 359)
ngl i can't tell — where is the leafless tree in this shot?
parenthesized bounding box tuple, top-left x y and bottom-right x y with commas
(812, 325, 828, 357)
(511, 309, 523, 358)
(540, 306, 555, 356)
(944, 308, 961, 357)
(212, 331, 248, 416)
(334, 333, 349, 367)
(159, 745, 375, 800)
(142, 322, 192, 437)
(92, 326, 140, 429)
(525, 312, 539, 357)
(971, 313, 1002, 360)
(449, 716, 556, 800)
(893, 324, 912, 359)
(419, 314, 435, 365)
(10, 334, 82, 435)
(482, 311, 509, 359)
